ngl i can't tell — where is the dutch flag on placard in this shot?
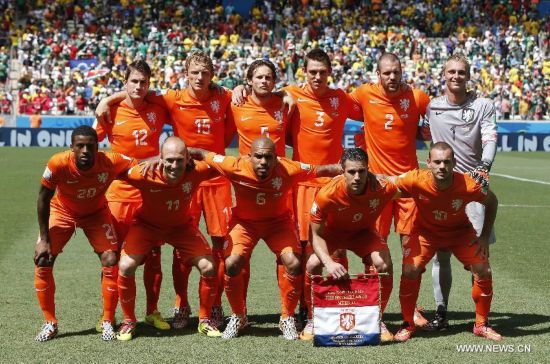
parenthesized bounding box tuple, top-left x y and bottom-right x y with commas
(312, 275, 381, 346)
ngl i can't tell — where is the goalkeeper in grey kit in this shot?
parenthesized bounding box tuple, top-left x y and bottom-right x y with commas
(423, 54, 498, 330)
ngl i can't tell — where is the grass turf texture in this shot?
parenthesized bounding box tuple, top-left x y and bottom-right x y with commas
(0, 147, 549, 363)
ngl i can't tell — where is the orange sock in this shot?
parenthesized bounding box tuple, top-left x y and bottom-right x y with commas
(303, 273, 314, 320)
(472, 278, 493, 326)
(242, 258, 250, 312)
(144, 248, 162, 315)
(118, 274, 137, 322)
(34, 266, 57, 323)
(278, 265, 303, 318)
(198, 275, 218, 320)
(399, 275, 421, 325)
(224, 273, 246, 316)
(101, 266, 118, 322)
(380, 274, 393, 314)
(212, 248, 225, 307)
(172, 248, 192, 309)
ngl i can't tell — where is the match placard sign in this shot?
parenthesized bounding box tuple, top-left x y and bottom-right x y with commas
(312, 275, 381, 346)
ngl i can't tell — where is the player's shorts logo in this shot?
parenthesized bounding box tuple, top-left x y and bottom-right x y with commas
(339, 312, 356, 331)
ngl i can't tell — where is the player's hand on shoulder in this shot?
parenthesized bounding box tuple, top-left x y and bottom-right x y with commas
(95, 99, 112, 125)
(141, 157, 163, 176)
(232, 84, 249, 106)
(209, 82, 225, 94)
(282, 90, 296, 118)
(467, 161, 491, 189)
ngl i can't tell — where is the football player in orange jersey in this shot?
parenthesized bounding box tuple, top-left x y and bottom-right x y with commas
(350, 52, 431, 328)
(94, 61, 172, 331)
(116, 137, 223, 340)
(302, 148, 397, 342)
(190, 137, 342, 340)
(34, 126, 136, 342)
(96, 53, 234, 328)
(392, 142, 500, 342)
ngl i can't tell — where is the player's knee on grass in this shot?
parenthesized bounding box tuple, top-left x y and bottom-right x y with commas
(471, 263, 492, 280)
(99, 250, 118, 267)
(402, 264, 421, 279)
(193, 256, 216, 277)
(280, 252, 302, 275)
(370, 250, 393, 274)
(119, 254, 142, 276)
(225, 254, 245, 277)
(305, 254, 323, 275)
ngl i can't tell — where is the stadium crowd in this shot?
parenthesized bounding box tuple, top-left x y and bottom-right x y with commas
(3, 0, 549, 119)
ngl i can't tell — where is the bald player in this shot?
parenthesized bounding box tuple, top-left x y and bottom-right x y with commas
(115, 137, 222, 341)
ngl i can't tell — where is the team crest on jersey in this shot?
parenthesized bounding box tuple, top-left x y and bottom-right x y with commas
(43, 167, 52, 181)
(182, 182, 192, 194)
(339, 312, 356, 331)
(462, 108, 475, 123)
(271, 177, 283, 190)
(147, 112, 157, 124)
(432, 210, 447, 221)
(329, 97, 339, 109)
(369, 199, 380, 211)
(352, 213, 363, 222)
(274, 110, 283, 123)
(451, 199, 463, 211)
(210, 100, 220, 114)
(399, 98, 410, 111)
(98, 172, 108, 183)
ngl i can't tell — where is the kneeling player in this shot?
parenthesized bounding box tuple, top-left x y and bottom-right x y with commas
(302, 148, 396, 342)
(394, 142, 500, 342)
(116, 137, 222, 340)
(34, 126, 136, 341)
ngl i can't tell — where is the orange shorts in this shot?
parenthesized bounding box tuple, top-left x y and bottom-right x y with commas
(228, 217, 302, 259)
(122, 221, 212, 264)
(401, 230, 489, 270)
(324, 229, 389, 259)
(375, 197, 417, 237)
(108, 200, 142, 245)
(47, 205, 118, 255)
(189, 181, 232, 237)
(294, 183, 323, 242)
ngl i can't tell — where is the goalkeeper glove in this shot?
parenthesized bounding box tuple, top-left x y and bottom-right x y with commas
(468, 160, 492, 188)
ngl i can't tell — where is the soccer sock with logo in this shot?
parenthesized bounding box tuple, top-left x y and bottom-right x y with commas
(198, 275, 218, 320)
(172, 248, 192, 309)
(143, 248, 163, 315)
(472, 277, 493, 326)
(101, 266, 118, 322)
(278, 265, 303, 319)
(118, 274, 137, 322)
(34, 266, 57, 323)
(399, 275, 421, 325)
(212, 248, 225, 307)
(224, 273, 246, 316)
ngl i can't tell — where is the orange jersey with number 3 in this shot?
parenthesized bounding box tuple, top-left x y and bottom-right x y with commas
(350, 84, 429, 175)
(396, 169, 488, 239)
(123, 161, 218, 228)
(204, 153, 317, 221)
(41, 151, 136, 217)
(94, 100, 170, 202)
(310, 175, 397, 235)
(231, 96, 288, 156)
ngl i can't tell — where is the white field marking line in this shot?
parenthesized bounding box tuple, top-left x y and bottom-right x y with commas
(418, 161, 550, 186)
(500, 204, 550, 208)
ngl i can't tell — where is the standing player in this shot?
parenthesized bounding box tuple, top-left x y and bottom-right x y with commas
(93, 60, 172, 331)
(34, 126, 135, 342)
(116, 137, 222, 341)
(425, 54, 498, 330)
(96, 52, 235, 328)
(303, 148, 396, 341)
(191, 137, 342, 340)
(394, 142, 500, 342)
(350, 53, 431, 330)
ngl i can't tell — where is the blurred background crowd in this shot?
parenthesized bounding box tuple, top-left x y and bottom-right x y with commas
(0, 0, 548, 120)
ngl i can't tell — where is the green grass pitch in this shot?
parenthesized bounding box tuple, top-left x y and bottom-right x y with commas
(0, 147, 549, 363)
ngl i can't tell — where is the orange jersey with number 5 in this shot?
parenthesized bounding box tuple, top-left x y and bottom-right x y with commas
(231, 96, 288, 156)
(41, 151, 136, 217)
(350, 84, 429, 175)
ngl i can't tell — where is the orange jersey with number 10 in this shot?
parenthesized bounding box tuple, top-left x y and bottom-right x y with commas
(94, 100, 170, 202)
(350, 84, 429, 175)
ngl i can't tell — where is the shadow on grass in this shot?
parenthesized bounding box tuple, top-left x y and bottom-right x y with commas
(382, 311, 550, 338)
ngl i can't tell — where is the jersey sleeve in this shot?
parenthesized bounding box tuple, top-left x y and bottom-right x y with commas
(413, 89, 430, 117)
(204, 152, 239, 177)
(348, 85, 364, 105)
(344, 92, 363, 121)
(194, 160, 220, 181)
(223, 92, 237, 148)
(283, 158, 318, 182)
(309, 192, 329, 224)
(147, 89, 179, 110)
(395, 169, 419, 195)
(92, 119, 108, 142)
(464, 173, 489, 202)
(480, 101, 498, 146)
(110, 152, 138, 176)
(40, 157, 59, 190)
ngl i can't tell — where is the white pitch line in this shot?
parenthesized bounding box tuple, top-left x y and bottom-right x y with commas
(491, 173, 550, 186)
(500, 204, 550, 208)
